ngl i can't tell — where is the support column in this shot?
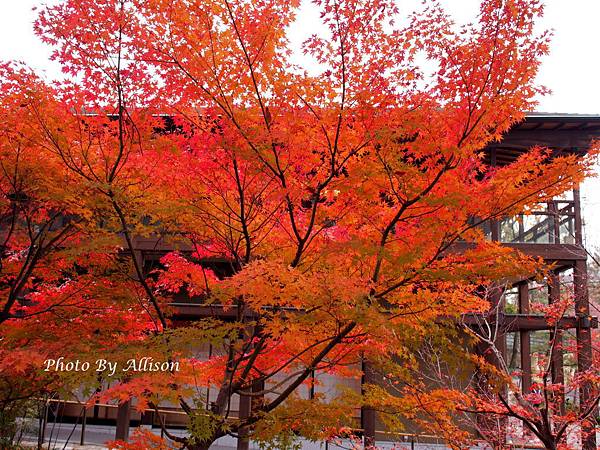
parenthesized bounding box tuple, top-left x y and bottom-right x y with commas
(518, 282, 532, 395)
(140, 410, 154, 428)
(38, 400, 49, 447)
(251, 378, 265, 412)
(237, 391, 251, 450)
(548, 272, 565, 414)
(491, 284, 506, 369)
(478, 284, 507, 445)
(115, 400, 131, 441)
(548, 201, 560, 244)
(573, 188, 597, 450)
(237, 378, 265, 450)
(361, 359, 376, 448)
(80, 405, 87, 445)
(574, 259, 596, 450)
(491, 219, 499, 242)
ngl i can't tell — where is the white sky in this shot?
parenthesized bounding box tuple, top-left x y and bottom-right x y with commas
(1, 0, 599, 249)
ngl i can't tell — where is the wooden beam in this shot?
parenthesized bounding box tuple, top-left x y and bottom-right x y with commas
(449, 242, 586, 263)
(462, 313, 598, 332)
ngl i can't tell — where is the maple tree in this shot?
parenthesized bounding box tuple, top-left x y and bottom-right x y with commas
(0, 24, 183, 448)
(1, 0, 599, 449)
(0, 63, 161, 445)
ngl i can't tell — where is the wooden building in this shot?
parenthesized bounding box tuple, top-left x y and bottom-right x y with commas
(56, 113, 600, 449)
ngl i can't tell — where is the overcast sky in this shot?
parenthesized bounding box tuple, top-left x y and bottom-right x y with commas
(1, 0, 599, 249)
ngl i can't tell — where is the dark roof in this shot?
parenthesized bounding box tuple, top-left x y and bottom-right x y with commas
(517, 112, 600, 131)
(486, 113, 600, 165)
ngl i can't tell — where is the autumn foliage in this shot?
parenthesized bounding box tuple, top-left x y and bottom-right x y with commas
(0, 0, 598, 449)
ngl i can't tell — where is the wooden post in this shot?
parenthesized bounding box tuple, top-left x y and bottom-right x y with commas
(518, 282, 532, 394)
(548, 272, 565, 414)
(237, 377, 265, 450)
(491, 284, 506, 369)
(80, 406, 87, 446)
(251, 378, 265, 412)
(491, 219, 500, 242)
(115, 400, 131, 441)
(573, 258, 596, 450)
(237, 391, 251, 450)
(361, 358, 376, 448)
(206, 343, 213, 410)
(490, 149, 499, 242)
(573, 188, 596, 450)
(548, 201, 560, 244)
(140, 410, 154, 427)
(38, 400, 49, 448)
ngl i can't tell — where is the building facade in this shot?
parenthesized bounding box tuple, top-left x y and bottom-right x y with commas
(51, 114, 600, 449)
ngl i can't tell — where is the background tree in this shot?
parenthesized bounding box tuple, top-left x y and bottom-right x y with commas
(394, 281, 599, 450)
(0, 64, 161, 447)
